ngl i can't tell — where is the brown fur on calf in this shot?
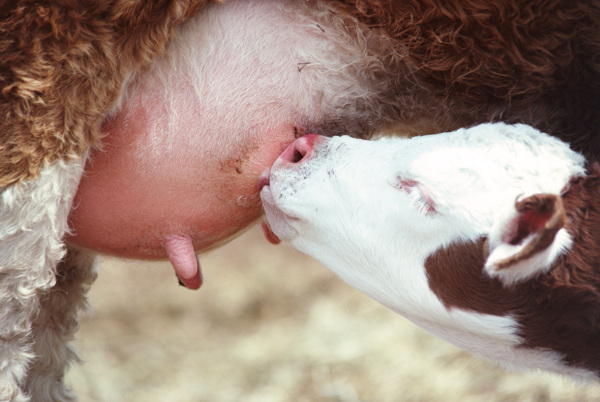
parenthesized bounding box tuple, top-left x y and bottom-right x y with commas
(426, 163, 600, 377)
(0, 0, 214, 187)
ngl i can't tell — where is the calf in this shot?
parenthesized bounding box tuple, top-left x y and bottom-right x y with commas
(260, 123, 600, 380)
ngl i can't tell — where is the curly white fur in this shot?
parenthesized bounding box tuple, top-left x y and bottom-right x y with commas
(0, 157, 87, 401)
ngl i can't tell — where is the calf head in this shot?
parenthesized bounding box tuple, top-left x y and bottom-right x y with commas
(261, 123, 585, 299)
(260, 123, 597, 378)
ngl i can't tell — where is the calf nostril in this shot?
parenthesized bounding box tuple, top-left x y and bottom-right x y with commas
(290, 145, 306, 163)
(281, 134, 322, 164)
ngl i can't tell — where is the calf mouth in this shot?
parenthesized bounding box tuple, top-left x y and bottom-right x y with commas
(257, 169, 282, 244)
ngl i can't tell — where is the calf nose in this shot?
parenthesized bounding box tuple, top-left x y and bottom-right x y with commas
(280, 134, 323, 164)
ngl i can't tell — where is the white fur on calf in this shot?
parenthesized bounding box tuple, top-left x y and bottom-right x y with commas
(261, 123, 598, 380)
(0, 158, 86, 401)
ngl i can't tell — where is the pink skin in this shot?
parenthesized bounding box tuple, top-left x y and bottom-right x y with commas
(67, 77, 296, 289)
(165, 235, 202, 290)
(259, 134, 324, 245)
(66, 0, 383, 288)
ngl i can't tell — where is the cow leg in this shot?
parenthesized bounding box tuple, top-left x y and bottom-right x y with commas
(25, 247, 97, 401)
(0, 158, 85, 401)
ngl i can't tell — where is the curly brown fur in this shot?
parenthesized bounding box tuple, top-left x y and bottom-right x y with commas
(4, 0, 599, 187)
(0, 0, 214, 187)
(331, 0, 600, 159)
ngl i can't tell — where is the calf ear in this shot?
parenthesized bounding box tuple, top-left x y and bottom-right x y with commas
(484, 193, 571, 286)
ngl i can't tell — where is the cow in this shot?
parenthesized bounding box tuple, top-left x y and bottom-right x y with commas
(1, 0, 598, 399)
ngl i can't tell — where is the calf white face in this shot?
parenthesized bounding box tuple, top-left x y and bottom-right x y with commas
(260, 123, 592, 377)
(262, 123, 584, 303)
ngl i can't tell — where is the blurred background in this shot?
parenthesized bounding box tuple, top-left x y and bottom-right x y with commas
(67, 225, 600, 402)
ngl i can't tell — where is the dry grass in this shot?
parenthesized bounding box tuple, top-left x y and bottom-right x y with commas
(67, 225, 600, 402)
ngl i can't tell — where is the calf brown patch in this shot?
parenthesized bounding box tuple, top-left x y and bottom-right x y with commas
(425, 166, 600, 375)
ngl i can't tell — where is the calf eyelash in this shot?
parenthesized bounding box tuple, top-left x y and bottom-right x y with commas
(408, 186, 432, 215)
(391, 177, 437, 215)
